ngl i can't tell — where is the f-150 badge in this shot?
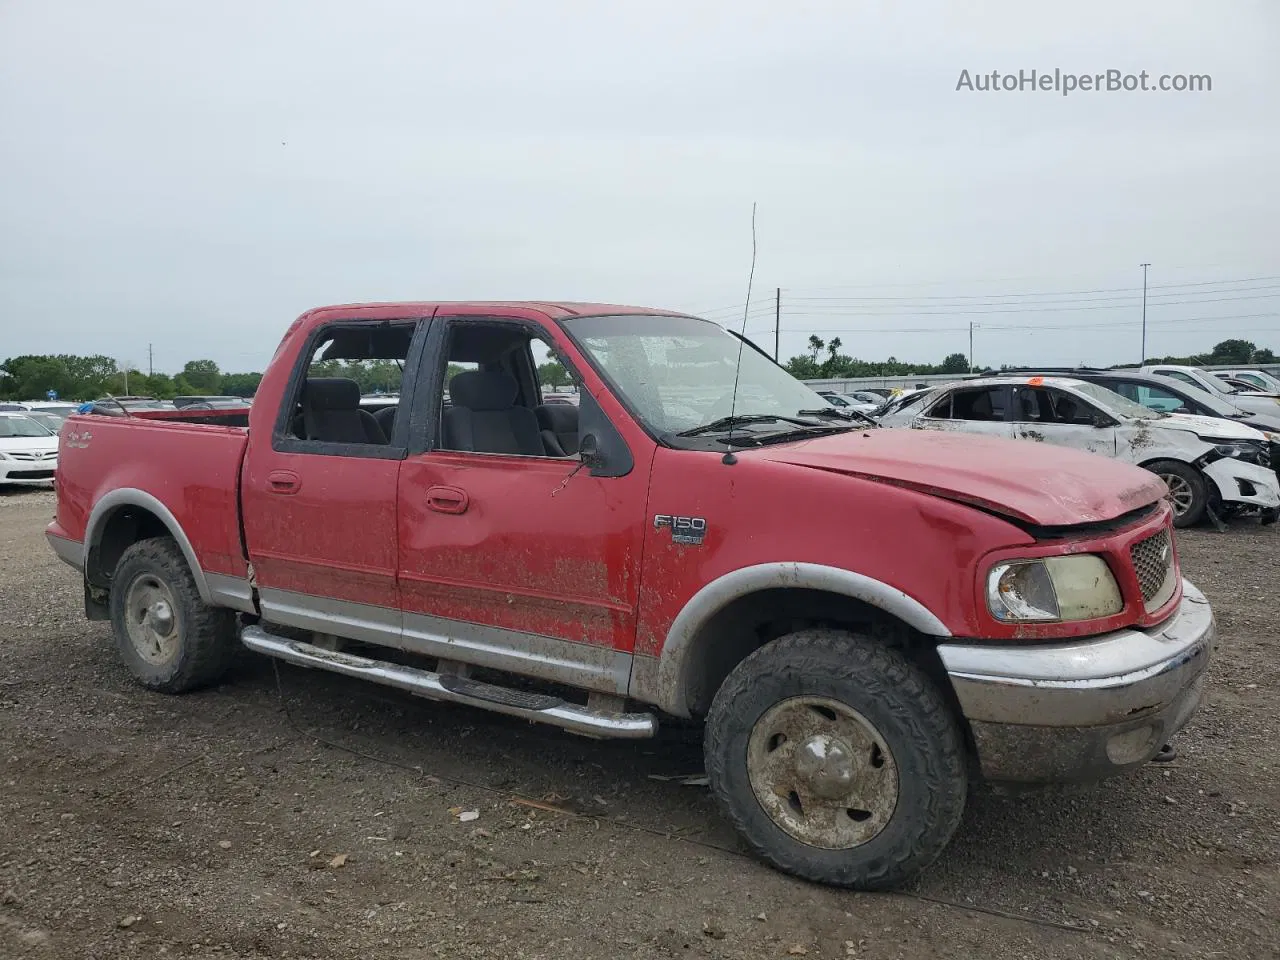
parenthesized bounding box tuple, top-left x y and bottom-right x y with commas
(654, 514, 706, 545)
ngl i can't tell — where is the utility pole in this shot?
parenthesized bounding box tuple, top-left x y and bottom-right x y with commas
(969, 321, 975, 372)
(1140, 262, 1151, 363)
(148, 343, 153, 378)
(774, 287, 781, 361)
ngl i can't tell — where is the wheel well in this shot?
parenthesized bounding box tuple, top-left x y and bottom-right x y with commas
(679, 587, 960, 723)
(86, 506, 172, 589)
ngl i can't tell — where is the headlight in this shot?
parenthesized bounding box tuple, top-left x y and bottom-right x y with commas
(986, 556, 1123, 623)
(1201, 438, 1269, 464)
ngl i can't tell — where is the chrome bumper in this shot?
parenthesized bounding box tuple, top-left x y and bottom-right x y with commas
(937, 579, 1214, 783)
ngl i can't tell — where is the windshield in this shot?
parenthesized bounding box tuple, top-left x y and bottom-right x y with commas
(0, 415, 54, 438)
(1069, 381, 1168, 420)
(564, 314, 837, 436)
(1171, 382, 1250, 416)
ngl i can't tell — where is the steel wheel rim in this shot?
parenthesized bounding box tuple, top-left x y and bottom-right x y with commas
(1160, 473, 1195, 515)
(746, 696, 899, 850)
(124, 574, 180, 665)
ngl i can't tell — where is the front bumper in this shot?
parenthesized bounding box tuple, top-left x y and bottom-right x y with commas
(0, 459, 58, 485)
(937, 579, 1214, 783)
(1203, 457, 1280, 509)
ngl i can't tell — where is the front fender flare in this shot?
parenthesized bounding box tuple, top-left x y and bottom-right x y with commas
(641, 562, 952, 717)
(84, 488, 213, 603)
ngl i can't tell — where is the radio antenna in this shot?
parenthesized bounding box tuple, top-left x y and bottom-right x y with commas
(724, 202, 758, 455)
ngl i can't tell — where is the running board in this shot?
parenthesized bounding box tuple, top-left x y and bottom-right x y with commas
(241, 625, 657, 739)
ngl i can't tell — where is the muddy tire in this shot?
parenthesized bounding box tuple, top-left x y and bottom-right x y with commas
(108, 538, 238, 693)
(1146, 460, 1208, 528)
(703, 629, 967, 890)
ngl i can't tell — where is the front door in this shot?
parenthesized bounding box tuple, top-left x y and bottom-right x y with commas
(240, 318, 426, 645)
(395, 316, 651, 696)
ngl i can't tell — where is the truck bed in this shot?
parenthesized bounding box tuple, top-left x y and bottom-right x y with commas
(52, 413, 252, 583)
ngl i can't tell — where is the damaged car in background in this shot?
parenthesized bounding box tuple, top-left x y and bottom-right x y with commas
(878, 375, 1279, 527)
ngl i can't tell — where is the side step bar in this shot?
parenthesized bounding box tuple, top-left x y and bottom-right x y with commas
(241, 625, 658, 739)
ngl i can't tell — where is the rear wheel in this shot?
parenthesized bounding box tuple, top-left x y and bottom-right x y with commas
(1146, 460, 1208, 528)
(109, 538, 238, 693)
(703, 629, 967, 890)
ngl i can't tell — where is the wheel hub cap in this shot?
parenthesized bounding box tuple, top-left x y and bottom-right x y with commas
(746, 696, 900, 850)
(793, 735, 857, 800)
(124, 575, 180, 665)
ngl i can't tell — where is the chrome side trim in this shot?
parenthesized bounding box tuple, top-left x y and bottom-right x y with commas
(257, 589, 632, 696)
(46, 532, 85, 572)
(258, 588, 402, 646)
(206, 573, 257, 614)
(938, 578, 1214, 727)
(241, 625, 656, 739)
(650, 562, 952, 717)
(402, 611, 632, 696)
(85, 488, 213, 602)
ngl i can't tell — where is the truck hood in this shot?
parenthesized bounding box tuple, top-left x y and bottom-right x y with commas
(755, 429, 1166, 527)
(1151, 413, 1267, 441)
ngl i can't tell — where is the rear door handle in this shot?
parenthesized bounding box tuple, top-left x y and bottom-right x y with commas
(267, 470, 301, 494)
(425, 485, 469, 514)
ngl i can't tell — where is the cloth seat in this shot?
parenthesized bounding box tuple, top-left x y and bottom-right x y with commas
(443, 371, 543, 455)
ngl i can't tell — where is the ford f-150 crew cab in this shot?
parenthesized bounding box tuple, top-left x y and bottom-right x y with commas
(46, 301, 1214, 890)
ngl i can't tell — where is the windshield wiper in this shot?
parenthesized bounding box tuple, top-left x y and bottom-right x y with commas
(676, 414, 824, 437)
(798, 407, 880, 427)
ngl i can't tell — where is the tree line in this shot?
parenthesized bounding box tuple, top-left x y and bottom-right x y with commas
(781, 336, 1278, 381)
(1, 338, 1273, 401)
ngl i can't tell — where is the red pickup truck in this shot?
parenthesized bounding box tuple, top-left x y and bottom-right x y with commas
(47, 301, 1213, 889)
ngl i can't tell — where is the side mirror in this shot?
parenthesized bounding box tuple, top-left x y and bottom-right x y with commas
(579, 432, 603, 468)
(1092, 414, 1114, 428)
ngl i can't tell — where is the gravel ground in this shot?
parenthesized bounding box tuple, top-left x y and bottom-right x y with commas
(1, 486, 1276, 959)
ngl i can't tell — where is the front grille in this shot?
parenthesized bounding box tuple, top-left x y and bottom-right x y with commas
(6, 452, 56, 462)
(1130, 529, 1174, 605)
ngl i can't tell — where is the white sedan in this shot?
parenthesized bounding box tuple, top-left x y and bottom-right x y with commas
(0, 413, 59, 486)
(878, 375, 1279, 527)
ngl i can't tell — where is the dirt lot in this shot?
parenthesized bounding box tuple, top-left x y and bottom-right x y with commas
(1, 488, 1276, 960)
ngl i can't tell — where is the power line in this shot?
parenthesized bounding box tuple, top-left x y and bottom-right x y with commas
(780, 283, 1280, 307)
(753, 311, 1280, 336)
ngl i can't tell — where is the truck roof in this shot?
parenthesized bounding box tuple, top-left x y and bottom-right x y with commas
(302, 301, 698, 323)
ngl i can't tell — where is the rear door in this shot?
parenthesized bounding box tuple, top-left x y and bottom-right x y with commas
(239, 318, 428, 645)
(1009, 385, 1116, 457)
(911, 385, 1014, 439)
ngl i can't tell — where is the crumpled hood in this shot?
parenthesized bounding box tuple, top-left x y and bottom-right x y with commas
(1156, 413, 1268, 441)
(754, 429, 1166, 526)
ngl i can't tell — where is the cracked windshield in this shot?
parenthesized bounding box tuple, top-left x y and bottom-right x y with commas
(569, 315, 834, 434)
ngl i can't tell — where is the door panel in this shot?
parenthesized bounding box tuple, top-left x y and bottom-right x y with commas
(1008, 386, 1116, 457)
(397, 449, 652, 681)
(239, 318, 425, 641)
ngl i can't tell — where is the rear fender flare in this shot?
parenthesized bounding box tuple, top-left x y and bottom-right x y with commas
(84, 488, 212, 602)
(648, 562, 952, 717)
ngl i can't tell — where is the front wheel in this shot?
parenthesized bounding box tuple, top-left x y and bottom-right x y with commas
(703, 629, 968, 890)
(1146, 460, 1208, 528)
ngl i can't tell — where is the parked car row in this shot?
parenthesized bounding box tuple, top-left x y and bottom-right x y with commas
(811, 366, 1280, 528)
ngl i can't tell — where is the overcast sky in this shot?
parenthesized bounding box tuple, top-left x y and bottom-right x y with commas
(2, 0, 1277, 375)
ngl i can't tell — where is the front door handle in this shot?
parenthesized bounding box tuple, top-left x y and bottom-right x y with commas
(425, 485, 469, 514)
(267, 469, 301, 494)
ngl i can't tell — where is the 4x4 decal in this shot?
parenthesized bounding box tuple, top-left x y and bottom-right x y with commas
(653, 514, 706, 545)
